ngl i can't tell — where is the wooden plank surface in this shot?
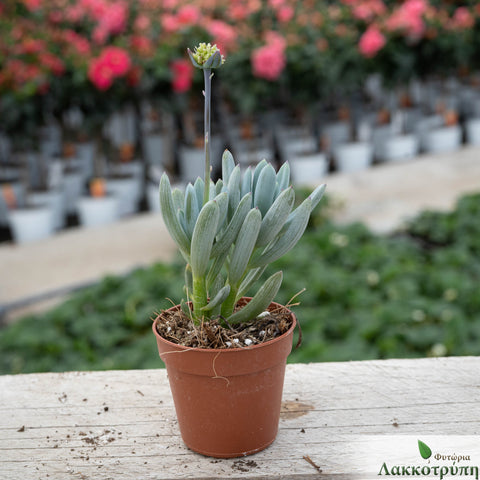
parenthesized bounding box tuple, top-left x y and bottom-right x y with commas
(1, 357, 479, 479)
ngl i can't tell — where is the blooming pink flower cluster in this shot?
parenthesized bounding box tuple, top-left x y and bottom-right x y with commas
(351, 0, 386, 22)
(2, 0, 480, 102)
(88, 46, 132, 90)
(251, 31, 287, 81)
(385, 0, 428, 39)
(162, 5, 202, 33)
(207, 20, 237, 54)
(450, 7, 475, 30)
(358, 25, 386, 58)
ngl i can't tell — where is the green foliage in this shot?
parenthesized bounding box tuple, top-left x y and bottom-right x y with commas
(1, 193, 480, 374)
(159, 152, 326, 323)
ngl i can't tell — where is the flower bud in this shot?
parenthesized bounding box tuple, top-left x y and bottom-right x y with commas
(187, 42, 225, 69)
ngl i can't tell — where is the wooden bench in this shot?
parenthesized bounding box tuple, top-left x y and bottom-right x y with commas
(1, 357, 479, 479)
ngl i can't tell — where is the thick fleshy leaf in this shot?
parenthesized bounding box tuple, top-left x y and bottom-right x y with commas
(158, 174, 190, 257)
(193, 177, 204, 212)
(190, 200, 219, 278)
(236, 265, 267, 301)
(222, 150, 235, 184)
(256, 186, 295, 247)
(184, 184, 199, 238)
(227, 165, 241, 215)
(214, 192, 229, 235)
(241, 166, 253, 197)
(172, 188, 184, 211)
(276, 162, 291, 192)
(226, 271, 283, 324)
(201, 285, 231, 312)
(253, 164, 277, 216)
(309, 183, 327, 210)
(211, 193, 252, 258)
(251, 197, 312, 268)
(228, 208, 262, 286)
(252, 159, 268, 191)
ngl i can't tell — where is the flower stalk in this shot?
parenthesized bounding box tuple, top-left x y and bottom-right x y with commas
(203, 68, 212, 205)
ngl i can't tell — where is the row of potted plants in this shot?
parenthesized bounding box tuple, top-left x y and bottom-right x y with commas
(3, 70, 480, 243)
(2, 0, 480, 143)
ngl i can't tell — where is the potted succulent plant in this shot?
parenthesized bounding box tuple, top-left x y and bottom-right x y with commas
(152, 44, 326, 458)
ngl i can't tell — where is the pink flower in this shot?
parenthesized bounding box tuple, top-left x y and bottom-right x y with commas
(130, 36, 153, 56)
(403, 0, 427, 17)
(162, 14, 180, 33)
(65, 5, 85, 22)
(92, 25, 108, 45)
(353, 0, 386, 21)
(39, 53, 65, 75)
(88, 58, 114, 91)
(228, 4, 248, 21)
(358, 25, 386, 58)
(208, 20, 237, 52)
(64, 30, 91, 56)
(451, 7, 474, 30)
(134, 14, 151, 31)
(264, 31, 287, 50)
(170, 59, 193, 93)
(251, 43, 286, 81)
(385, 1, 425, 39)
(177, 5, 200, 26)
(277, 5, 294, 23)
(268, 0, 284, 8)
(101, 46, 131, 76)
(22, 0, 42, 11)
(88, 46, 132, 90)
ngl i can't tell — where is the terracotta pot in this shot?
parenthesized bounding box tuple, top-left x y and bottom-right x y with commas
(152, 299, 296, 458)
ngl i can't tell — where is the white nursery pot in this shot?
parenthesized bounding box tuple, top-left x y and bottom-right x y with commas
(279, 136, 317, 163)
(178, 146, 205, 182)
(465, 118, 480, 146)
(8, 206, 55, 244)
(381, 134, 419, 162)
(113, 160, 144, 184)
(63, 169, 85, 215)
(335, 142, 373, 173)
(371, 124, 394, 160)
(75, 141, 95, 179)
(321, 121, 351, 152)
(142, 133, 167, 166)
(28, 189, 65, 230)
(0, 181, 25, 227)
(415, 115, 445, 151)
(106, 175, 141, 216)
(423, 125, 462, 154)
(290, 152, 328, 185)
(77, 195, 120, 228)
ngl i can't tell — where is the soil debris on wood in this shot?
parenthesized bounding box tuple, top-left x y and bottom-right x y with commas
(303, 455, 322, 473)
(232, 460, 258, 472)
(154, 302, 293, 349)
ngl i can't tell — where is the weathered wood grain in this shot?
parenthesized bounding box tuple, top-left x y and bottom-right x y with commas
(1, 357, 479, 479)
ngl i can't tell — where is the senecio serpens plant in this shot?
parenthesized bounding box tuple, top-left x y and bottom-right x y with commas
(159, 43, 326, 325)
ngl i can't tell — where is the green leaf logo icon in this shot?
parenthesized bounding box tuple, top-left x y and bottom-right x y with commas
(418, 440, 432, 459)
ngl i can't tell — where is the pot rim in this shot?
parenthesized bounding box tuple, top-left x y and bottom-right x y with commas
(152, 299, 297, 354)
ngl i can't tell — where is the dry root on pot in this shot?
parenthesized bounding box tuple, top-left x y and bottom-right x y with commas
(153, 305, 293, 349)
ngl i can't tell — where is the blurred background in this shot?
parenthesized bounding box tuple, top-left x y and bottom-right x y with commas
(1, 0, 479, 373)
